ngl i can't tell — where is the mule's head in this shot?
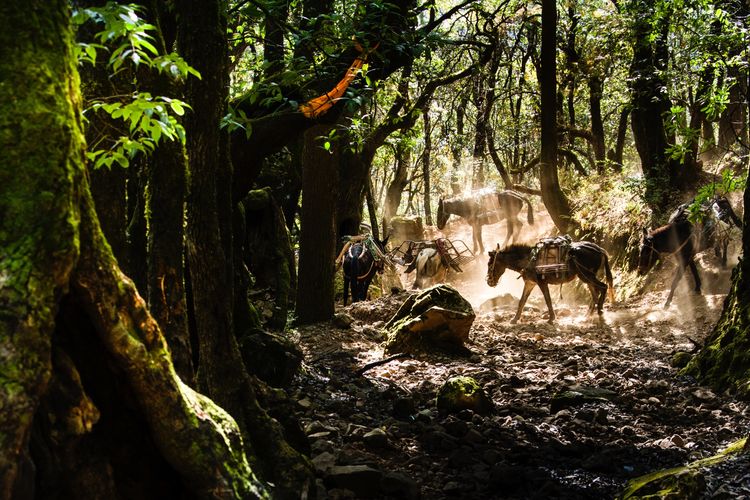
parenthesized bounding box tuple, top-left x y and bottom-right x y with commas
(637, 228, 658, 275)
(486, 244, 507, 287)
(436, 198, 449, 229)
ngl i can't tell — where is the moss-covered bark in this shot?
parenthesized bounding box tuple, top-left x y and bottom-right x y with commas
(0, 2, 82, 495)
(74, 190, 267, 499)
(1, 2, 276, 497)
(241, 188, 296, 330)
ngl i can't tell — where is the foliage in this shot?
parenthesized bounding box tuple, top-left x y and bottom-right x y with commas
(688, 169, 747, 222)
(73, 2, 200, 169)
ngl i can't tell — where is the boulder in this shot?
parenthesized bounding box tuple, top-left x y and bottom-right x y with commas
(436, 376, 494, 415)
(384, 285, 475, 355)
(388, 216, 424, 246)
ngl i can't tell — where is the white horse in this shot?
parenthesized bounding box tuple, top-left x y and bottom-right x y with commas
(413, 247, 447, 289)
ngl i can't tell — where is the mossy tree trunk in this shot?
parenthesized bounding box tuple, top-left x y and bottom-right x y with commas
(0, 2, 267, 498)
(177, 1, 313, 494)
(684, 166, 750, 395)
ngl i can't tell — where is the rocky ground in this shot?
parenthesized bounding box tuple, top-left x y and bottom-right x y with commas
(287, 220, 750, 499)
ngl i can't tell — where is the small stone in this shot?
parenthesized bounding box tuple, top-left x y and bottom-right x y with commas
(380, 472, 420, 499)
(443, 481, 462, 493)
(670, 434, 685, 447)
(648, 397, 661, 405)
(325, 465, 383, 497)
(312, 452, 337, 473)
(444, 418, 469, 437)
(463, 429, 485, 444)
(692, 388, 716, 401)
(298, 398, 313, 409)
(392, 397, 416, 418)
(363, 428, 389, 449)
(308, 431, 331, 439)
(415, 409, 433, 424)
(311, 439, 335, 455)
(333, 312, 355, 329)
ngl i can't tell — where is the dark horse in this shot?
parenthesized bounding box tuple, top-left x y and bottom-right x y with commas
(343, 236, 388, 305)
(437, 190, 534, 254)
(638, 220, 701, 308)
(669, 195, 742, 267)
(486, 241, 614, 324)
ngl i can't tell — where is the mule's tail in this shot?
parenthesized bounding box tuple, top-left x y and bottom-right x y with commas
(522, 194, 535, 225)
(603, 253, 615, 303)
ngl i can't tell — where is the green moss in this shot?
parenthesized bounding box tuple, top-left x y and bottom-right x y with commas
(436, 376, 493, 415)
(621, 438, 747, 499)
(682, 263, 750, 395)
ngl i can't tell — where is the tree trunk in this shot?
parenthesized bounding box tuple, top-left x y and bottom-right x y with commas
(422, 109, 434, 226)
(181, 2, 317, 494)
(177, 0, 239, 407)
(365, 177, 381, 239)
(628, 3, 696, 205)
(337, 147, 369, 238)
(296, 125, 338, 322)
(719, 67, 748, 152)
(0, 3, 267, 497)
(89, 167, 128, 266)
(540, 0, 572, 233)
(382, 142, 411, 233)
(147, 138, 193, 384)
(608, 106, 629, 171)
(588, 75, 606, 171)
(126, 159, 149, 292)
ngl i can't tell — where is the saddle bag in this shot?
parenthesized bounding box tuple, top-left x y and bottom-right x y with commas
(474, 192, 503, 225)
(531, 235, 572, 278)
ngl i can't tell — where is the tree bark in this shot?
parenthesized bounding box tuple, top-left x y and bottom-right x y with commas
(0, 3, 268, 497)
(422, 108, 434, 226)
(296, 125, 339, 322)
(540, 0, 573, 233)
(588, 75, 606, 171)
(382, 142, 411, 233)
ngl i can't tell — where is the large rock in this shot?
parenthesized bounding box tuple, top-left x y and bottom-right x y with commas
(389, 216, 424, 246)
(383, 285, 475, 354)
(436, 376, 494, 415)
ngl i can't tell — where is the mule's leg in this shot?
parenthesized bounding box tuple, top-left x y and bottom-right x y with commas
(688, 260, 702, 293)
(539, 282, 556, 323)
(343, 273, 350, 306)
(586, 283, 598, 314)
(577, 268, 607, 315)
(508, 216, 521, 245)
(512, 280, 536, 324)
(664, 267, 686, 308)
(476, 224, 484, 254)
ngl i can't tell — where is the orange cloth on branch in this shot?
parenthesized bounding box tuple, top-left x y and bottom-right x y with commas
(299, 42, 377, 119)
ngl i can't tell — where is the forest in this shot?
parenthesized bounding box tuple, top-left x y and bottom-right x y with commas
(2, 0, 750, 498)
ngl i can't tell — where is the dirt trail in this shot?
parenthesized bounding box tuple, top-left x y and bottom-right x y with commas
(290, 214, 749, 499)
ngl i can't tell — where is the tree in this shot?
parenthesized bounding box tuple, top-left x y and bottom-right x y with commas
(0, 2, 267, 497)
(540, 0, 573, 232)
